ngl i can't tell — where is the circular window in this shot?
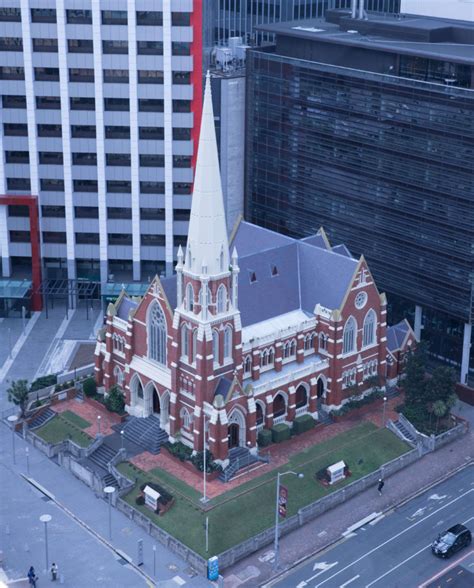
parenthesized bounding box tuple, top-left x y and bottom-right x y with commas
(355, 291, 367, 309)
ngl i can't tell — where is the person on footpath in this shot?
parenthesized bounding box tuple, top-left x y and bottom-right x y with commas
(377, 479, 385, 496)
(27, 566, 37, 587)
(51, 562, 59, 581)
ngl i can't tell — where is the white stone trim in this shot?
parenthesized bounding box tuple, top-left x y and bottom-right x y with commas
(163, 0, 173, 272)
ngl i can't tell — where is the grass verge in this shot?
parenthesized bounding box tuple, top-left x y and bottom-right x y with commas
(60, 410, 91, 430)
(35, 414, 93, 447)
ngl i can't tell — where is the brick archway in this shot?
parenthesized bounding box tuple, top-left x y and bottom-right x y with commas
(0, 195, 42, 310)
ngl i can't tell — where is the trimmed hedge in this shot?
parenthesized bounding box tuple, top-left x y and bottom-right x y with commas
(164, 441, 193, 462)
(83, 377, 97, 397)
(30, 374, 57, 392)
(104, 385, 125, 413)
(271, 423, 291, 443)
(258, 428, 272, 447)
(293, 414, 315, 435)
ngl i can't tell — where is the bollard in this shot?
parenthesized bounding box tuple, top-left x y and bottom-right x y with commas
(60, 574, 65, 584)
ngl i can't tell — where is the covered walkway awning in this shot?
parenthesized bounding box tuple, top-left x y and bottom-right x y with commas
(0, 279, 32, 317)
(101, 282, 149, 304)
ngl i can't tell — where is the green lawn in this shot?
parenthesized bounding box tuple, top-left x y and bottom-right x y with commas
(35, 414, 93, 447)
(60, 410, 91, 430)
(118, 422, 409, 557)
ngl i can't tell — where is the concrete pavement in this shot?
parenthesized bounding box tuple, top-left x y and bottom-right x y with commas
(268, 464, 474, 588)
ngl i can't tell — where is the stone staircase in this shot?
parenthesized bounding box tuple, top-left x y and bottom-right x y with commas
(219, 447, 260, 483)
(392, 419, 417, 446)
(29, 408, 56, 429)
(102, 472, 119, 489)
(317, 409, 333, 426)
(121, 415, 168, 454)
(385, 385, 400, 399)
(88, 443, 116, 470)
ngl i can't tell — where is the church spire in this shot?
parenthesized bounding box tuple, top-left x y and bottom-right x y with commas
(184, 72, 229, 277)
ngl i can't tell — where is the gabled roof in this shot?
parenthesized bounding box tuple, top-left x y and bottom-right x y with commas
(214, 376, 233, 401)
(231, 221, 294, 257)
(161, 276, 177, 311)
(331, 243, 352, 258)
(386, 319, 413, 352)
(115, 293, 138, 321)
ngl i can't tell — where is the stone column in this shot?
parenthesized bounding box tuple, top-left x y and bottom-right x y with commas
(274, 342, 283, 373)
(461, 323, 472, 385)
(287, 385, 296, 422)
(414, 305, 423, 340)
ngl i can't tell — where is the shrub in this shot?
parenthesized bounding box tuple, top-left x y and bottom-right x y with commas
(165, 441, 193, 462)
(135, 495, 145, 506)
(258, 428, 272, 447)
(191, 450, 222, 474)
(271, 423, 291, 443)
(30, 374, 57, 392)
(293, 414, 315, 435)
(83, 377, 97, 397)
(104, 385, 125, 414)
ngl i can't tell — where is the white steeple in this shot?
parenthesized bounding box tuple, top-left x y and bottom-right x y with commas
(184, 72, 229, 277)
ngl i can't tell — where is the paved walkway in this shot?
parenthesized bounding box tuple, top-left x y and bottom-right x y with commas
(130, 396, 402, 499)
(223, 425, 473, 587)
(0, 423, 210, 587)
(53, 397, 123, 437)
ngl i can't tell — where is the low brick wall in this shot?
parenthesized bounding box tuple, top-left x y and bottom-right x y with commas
(456, 383, 474, 406)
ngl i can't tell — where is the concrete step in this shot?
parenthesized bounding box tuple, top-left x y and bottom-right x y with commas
(102, 473, 119, 489)
(219, 448, 259, 482)
(122, 415, 168, 455)
(29, 408, 56, 429)
(89, 444, 116, 469)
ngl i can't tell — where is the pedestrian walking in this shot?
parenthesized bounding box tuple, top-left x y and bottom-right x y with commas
(377, 479, 385, 495)
(27, 566, 37, 587)
(51, 562, 59, 581)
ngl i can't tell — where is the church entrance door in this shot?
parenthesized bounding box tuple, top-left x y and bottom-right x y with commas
(228, 423, 239, 449)
(153, 390, 160, 415)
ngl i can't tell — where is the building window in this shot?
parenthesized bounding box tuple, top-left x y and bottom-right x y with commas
(66, 10, 92, 24)
(140, 154, 164, 167)
(32, 38, 57, 52)
(0, 38, 23, 51)
(70, 97, 95, 111)
(343, 317, 357, 355)
(72, 153, 97, 166)
(107, 180, 131, 193)
(173, 128, 191, 141)
(139, 99, 163, 112)
(76, 233, 99, 245)
(43, 232, 66, 244)
(3, 123, 28, 137)
(0, 67, 24, 80)
(40, 179, 64, 192)
(136, 11, 162, 26)
(69, 68, 94, 83)
(102, 10, 127, 25)
(35, 68, 59, 81)
(148, 303, 167, 365)
(295, 385, 308, 409)
(172, 72, 191, 85)
(172, 42, 191, 56)
(180, 407, 192, 429)
(173, 183, 192, 195)
(73, 180, 98, 193)
(191, 329, 198, 363)
(342, 368, 357, 389)
(103, 69, 129, 83)
(6, 151, 29, 164)
(36, 96, 60, 110)
(113, 334, 125, 354)
(139, 127, 164, 140)
(273, 393, 286, 418)
(107, 207, 131, 220)
(171, 12, 191, 26)
(114, 366, 124, 387)
(186, 283, 194, 312)
(9, 231, 30, 243)
(104, 98, 129, 111)
(39, 152, 63, 165)
(304, 334, 314, 351)
(217, 285, 227, 313)
(174, 209, 190, 221)
(0, 8, 21, 21)
(106, 153, 131, 167)
(2, 95, 26, 109)
(7, 178, 30, 191)
(42, 206, 65, 218)
(140, 182, 165, 194)
(138, 70, 163, 84)
(174, 236, 187, 248)
(103, 40, 128, 54)
(363, 310, 377, 347)
(224, 326, 232, 359)
(71, 125, 95, 138)
(75, 207, 98, 219)
(244, 356, 252, 375)
(9, 205, 29, 217)
(181, 324, 189, 360)
(140, 208, 165, 220)
(38, 124, 61, 137)
(355, 291, 368, 309)
(68, 39, 93, 53)
(318, 333, 327, 352)
(108, 234, 132, 246)
(137, 41, 163, 55)
(31, 8, 56, 23)
(172, 100, 191, 113)
(212, 330, 219, 364)
(141, 234, 165, 246)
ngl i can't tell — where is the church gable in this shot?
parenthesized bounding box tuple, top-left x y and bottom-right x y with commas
(132, 276, 173, 325)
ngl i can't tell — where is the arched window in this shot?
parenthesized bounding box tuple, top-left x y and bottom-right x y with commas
(148, 303, 167, 365)
(217, 285, 227, 313)
(343, 317, 357, 355)
(180, 407, 192, 429)
(212, 329, 219, 364)
(268, 348, 274, 365)
(224, 325, 232, 359)
(273, 393, 286, 417)
(244, 355, 252, 375)
(260, 349, 268, 367)
(113, 365, 124, 387)
(295, 385, 308, 408)
(363, 309, 376, 347)
(191, 329, 198, 363)
(181, 323, 189, 360)
(304, 335, 311, 351)
(319, 333, 327, 352)
(186, 283, 194, 312)
(256, 402, 264, 426)
(283, 342, 290, 359)
(219, 248, 224, 272)
(289, 340, 296, 357)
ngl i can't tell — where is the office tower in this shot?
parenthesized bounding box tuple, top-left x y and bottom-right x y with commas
(0, 0, 203, 284)
(245, 9, 474, 382)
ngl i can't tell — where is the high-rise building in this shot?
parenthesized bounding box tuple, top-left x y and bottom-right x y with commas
(0, 0, 203, 284)
(245, 10, 474, 383)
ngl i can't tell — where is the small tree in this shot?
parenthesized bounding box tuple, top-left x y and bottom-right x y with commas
(83, 377, 97, 397)
(403, 342, 429, 407)
(426, 366, 456, 404)
(7, 379, 30, 417)
(104, 385, 125, 414)
(432, 400, 447, 432)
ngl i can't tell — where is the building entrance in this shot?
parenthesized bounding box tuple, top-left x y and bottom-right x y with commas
(228, 423, 240, 449)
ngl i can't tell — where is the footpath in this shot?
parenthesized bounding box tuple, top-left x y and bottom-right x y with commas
(224, 414, 474, 587)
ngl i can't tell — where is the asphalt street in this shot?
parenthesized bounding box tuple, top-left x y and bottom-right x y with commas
(268, 464, 474, 588)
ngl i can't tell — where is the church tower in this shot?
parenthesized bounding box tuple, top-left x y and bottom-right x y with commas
(170, 73, 242, 459)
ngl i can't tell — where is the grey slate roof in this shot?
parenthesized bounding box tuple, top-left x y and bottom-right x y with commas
(231, 221, 295, 258)
(386, 320, 410, 352)
(116, 296, 138, 321)
(161, 276, 177, 310)
(214, 377, 233, 401)
(331, 244, 352, 258)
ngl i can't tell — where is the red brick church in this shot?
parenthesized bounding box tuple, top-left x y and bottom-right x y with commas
(95, 75, 414, 463)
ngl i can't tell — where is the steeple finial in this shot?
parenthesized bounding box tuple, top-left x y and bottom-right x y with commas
(184, 72, 229, 277)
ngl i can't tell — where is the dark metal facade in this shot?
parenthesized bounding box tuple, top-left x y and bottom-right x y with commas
(245, 51, 474, 325)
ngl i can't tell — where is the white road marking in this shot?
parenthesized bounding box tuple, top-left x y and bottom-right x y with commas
(296, 562, 339, 587)
(367, 517, 474, 587)
(429, 493, 447, 501)
(172, 576, 186, 586)
(340, 575, 360, 588)
(409, 507, 426, 519)
(259, 550, 275, 563)
(314, 489, 474, 588)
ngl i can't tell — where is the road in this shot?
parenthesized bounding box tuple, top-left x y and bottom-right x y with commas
(268, 464, 474, 588)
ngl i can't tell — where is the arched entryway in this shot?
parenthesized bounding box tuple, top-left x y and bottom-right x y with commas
(153, 389, 160, 414)
(256, 401, 265, 428)
(295, 384, 308, 409)
(130, 375, 145, 417)
(228, 409, 246, 449)
(316, 376, 326, 409)
(273, 392, 287, 420)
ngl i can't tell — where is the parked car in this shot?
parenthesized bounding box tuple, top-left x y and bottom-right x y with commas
(431, 524, 472, 558)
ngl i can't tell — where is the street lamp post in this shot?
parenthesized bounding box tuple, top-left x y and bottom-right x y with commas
(7, 415, 19, 464)
(104, 486, 115, 539)
(274, 471, 304, 571)
(25, 447, 30, 475)
(39, 514, 52, 571)
(382, 396, 388, 427)
(97, 415, 102, 436)
(120, 429, 124, 451)
(200, 413, 209, 503)
(152, 545, 156, 577)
